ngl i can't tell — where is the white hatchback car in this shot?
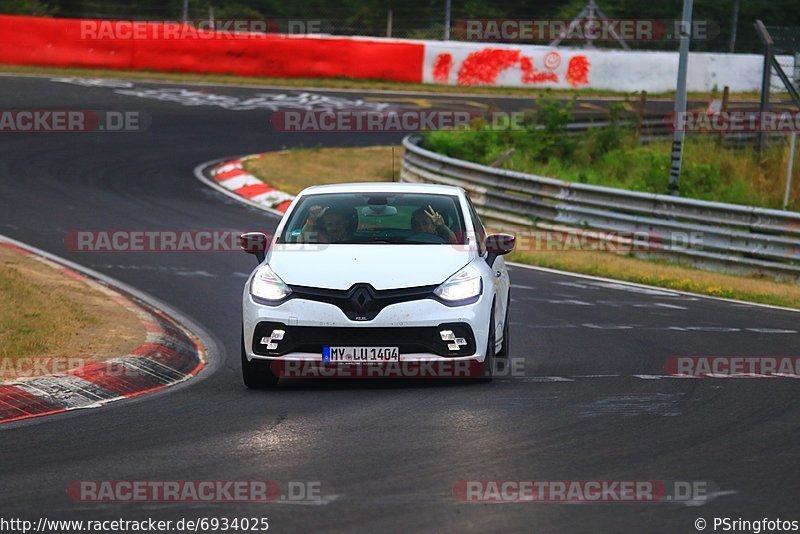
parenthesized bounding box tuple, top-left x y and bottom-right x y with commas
(240, 182, 514, 387)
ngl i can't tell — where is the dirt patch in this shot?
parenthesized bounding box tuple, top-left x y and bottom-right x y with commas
(0, 245, 145, 382)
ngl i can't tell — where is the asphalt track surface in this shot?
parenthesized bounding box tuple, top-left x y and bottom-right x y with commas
(1, 74, 799, 533)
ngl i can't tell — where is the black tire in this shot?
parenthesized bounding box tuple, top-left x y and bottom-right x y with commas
(477, 307, 495, 383)
(496, 291, 511, 359)
(241, 335, 279, 389)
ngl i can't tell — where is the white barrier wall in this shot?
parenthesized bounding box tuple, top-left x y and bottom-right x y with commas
(420, 40, 783, 92)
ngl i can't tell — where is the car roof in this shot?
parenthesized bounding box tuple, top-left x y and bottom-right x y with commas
(297, 182, 465, 197)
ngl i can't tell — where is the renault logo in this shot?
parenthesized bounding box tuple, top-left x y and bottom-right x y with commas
(350, 286, 373, 312)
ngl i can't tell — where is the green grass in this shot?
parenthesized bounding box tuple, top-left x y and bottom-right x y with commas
(422, 101, 800, 211)
(510, 139, 794, 209)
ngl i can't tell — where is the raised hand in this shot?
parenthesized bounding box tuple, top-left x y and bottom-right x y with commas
(425, 205, 445, 227)
(308, 205, 329, 221)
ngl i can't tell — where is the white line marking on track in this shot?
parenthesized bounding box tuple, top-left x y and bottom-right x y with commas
(521, 323, 797, 334)
(681, 490, 738, 507)
(554, 281, 589, 289)
(684, 326, 741, 332)
(653, 303, 689, 310)
(174, 270, 216, 277)
(509, 262, 800, 313)
(633, 375, 673, 380)
(517, 374, 800, 382)
(569, 374, 621, 378)
(519, 376, 576, 383)
(511, 284, 536, 290)
(550, 299, 594, 306)
(589, 281, 681, 296)
(581, 323, 635, 329)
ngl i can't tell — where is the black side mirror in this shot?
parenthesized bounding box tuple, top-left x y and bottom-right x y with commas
(485, 233, 515, 266)
(240, 232, 269, 264)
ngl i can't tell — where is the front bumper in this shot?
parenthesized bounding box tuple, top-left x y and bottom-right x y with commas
(252, 321, 477, 358)
(242, 292, 491, 363)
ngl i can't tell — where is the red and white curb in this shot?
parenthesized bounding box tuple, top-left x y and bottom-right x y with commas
(205, 156, 294, 215)
(0, 238, 206, 424)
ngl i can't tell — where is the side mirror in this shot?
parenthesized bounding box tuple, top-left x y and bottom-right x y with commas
(239, 232, 269, 264)
(485, 233, 515, 266)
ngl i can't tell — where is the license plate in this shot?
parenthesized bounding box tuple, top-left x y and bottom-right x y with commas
(323, 346, 399, 363)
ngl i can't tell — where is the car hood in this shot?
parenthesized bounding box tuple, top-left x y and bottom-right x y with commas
(268, 245, 471, 290)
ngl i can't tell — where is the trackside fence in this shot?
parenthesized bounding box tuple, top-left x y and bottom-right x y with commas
(401, 134, 800, 281)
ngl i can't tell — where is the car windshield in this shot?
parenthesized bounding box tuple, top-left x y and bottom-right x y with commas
(280, 192, 467, 245)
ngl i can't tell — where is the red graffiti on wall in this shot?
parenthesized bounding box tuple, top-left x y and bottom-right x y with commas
(433, 48, 590, 87)
(432, 53, 453, 83)
(565, 55, 590, 87)
(456, 49, 529, 85)
(519, 56, 558, 84)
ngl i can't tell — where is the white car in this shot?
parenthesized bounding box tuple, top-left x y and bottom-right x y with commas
(239, 182, 514, 387)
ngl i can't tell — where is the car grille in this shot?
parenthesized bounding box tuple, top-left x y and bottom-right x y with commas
(287, 283, 439, 321)
(252, 322, 476, 357)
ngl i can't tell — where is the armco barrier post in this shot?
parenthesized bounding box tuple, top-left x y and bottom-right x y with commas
(667, 0, 693, 197)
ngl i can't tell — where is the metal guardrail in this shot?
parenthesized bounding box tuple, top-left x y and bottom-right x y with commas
(401, 134, 800, 281)
(564, 117, 787, 147)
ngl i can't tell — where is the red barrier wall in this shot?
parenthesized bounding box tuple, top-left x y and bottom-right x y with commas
(0, 15, 424, 83)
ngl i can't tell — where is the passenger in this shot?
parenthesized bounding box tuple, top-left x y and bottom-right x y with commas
(301, 205, 358, 243)
(410, 205, 457, 243)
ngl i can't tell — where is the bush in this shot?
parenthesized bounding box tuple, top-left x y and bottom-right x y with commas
(420, 96, 798, 210)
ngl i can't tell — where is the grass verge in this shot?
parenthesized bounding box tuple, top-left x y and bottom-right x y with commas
(422, 98, 800, 211)
(0, 245, 145, 382)
(244, 145, 800, 309)
(244, 146, 402, 195)
(509, 250, 800, 309)
(0, 64, 771, 101)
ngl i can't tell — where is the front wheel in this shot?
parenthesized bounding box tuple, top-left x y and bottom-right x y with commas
(241, 335, 279, 389)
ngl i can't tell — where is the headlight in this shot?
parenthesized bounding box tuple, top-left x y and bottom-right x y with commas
(250, 265, 291, 301)
(434, 264, 482, 302)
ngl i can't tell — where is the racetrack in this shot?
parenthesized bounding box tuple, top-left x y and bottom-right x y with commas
(1, 74, 799, 533)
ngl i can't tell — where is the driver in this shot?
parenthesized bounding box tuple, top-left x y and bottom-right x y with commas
(300, 205, 358, 243)
(411, 205, 457, 244)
